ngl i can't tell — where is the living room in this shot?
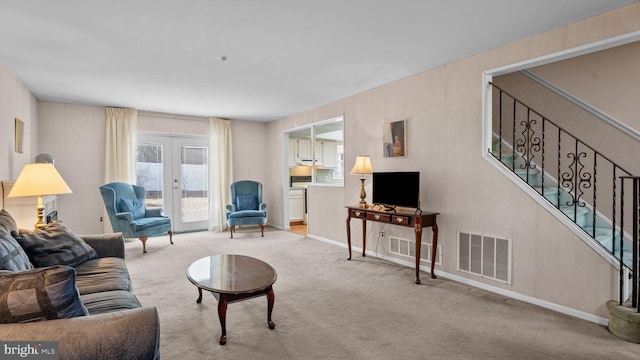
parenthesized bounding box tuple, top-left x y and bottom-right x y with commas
(2, 2, 640, 358)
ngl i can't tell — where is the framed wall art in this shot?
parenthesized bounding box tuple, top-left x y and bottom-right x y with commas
(15, 118, 24, 153)
(382, 119, 406, 158)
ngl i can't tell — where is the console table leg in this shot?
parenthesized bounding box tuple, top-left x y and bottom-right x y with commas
(414, 224, 422, 285)
(267, 285, 275, 330)
(346, 215, 352, 260)
(218, 295, 228, 345)
(361, 218, 367, 257)
(430, 224, 439, 279)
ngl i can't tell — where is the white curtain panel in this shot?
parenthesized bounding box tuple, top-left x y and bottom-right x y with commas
(209, 118, 233, 231)
(104, 108, 138, 183)
(104, 108, 137, 232)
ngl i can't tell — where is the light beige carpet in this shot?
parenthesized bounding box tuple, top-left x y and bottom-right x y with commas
(124, 228, 639, 359)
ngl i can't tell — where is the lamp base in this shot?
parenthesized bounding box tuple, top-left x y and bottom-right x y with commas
(358, 178, 367, 208)
(34, 196, 47, 230)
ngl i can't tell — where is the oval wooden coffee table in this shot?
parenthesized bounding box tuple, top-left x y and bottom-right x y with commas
(186, 254, 277, 345)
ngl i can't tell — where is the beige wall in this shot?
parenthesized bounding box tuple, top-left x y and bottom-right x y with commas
(0, 61, 39, 229)
(37, 101, 106, 234)
(266, 3, 640, 319)
(530, 41, 640, 133)
(0, 61, 38, 181)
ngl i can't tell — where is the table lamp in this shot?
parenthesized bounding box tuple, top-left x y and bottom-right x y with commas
(350, 155, 373, 208)
(8, 163, 72, 230)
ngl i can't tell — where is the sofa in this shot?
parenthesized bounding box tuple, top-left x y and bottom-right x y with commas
(0, 209, 160, 360)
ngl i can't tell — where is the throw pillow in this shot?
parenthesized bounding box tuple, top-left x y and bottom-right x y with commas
(14, 221, 98, 267)
(237, 195, 259, 211)
(0, 232, 33, 271)
(0, 265, 88, 323)
(0, 209, 17, 234)
(119, 198, 146, 219)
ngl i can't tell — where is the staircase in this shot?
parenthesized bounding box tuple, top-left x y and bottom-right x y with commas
(489, 82, 636, 278)
(491, 136, 632, 267)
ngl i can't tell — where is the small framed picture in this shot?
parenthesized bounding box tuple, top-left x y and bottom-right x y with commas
(383, 119, 406, 157)
(15, 118, 24, 153)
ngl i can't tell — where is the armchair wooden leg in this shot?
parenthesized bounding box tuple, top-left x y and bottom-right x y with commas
(229, 226, 235, 239)
(169, 231, 174, 245)
(260, 224, 265, 237)
(140, 237, 148, 253)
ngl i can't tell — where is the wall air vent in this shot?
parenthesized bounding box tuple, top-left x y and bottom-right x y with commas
(390, 236, 442, 266)
(458, 231, 511, 284)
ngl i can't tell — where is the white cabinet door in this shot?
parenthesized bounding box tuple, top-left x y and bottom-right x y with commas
(288, 138, 296, 167)
(297, 139, 311, 161)
(314, 140, 323, 164)
(322, 140, 337, 168)
(289, 188, 304, 221)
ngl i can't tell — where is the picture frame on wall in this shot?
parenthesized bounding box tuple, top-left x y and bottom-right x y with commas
(15, 118, 24, 153)
(383, 119, 406, 157)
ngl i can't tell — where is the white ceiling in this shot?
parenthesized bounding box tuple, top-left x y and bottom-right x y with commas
(0, 1, 637, 122)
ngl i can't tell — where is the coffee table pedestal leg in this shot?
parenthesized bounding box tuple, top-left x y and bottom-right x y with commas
(218, 294, 228, 345)
(267, 285, 275, 330)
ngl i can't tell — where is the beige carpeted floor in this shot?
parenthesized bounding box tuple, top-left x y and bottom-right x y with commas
(124, 228, 640, 359)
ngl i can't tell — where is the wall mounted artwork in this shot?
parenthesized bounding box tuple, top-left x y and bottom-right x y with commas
(383, 119, 406, 158)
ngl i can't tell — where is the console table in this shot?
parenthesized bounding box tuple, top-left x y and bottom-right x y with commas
(345, 205, 439, 284)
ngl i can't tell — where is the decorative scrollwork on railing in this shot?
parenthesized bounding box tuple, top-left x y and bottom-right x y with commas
(515, 118, 541, 169)
(561, 152, 592, 207)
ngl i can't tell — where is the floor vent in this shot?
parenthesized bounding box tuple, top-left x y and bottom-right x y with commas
(390, 236, 442, 265)
(458, 231, 511, 284)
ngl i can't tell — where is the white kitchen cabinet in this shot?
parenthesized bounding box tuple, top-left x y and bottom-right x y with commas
(288, 138, 296, 167)
(322, 140, 337, 168)
(289, 188, 304, 221)
(296, 139, 312, 162)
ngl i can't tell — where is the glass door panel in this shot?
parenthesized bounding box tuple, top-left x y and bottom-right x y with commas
(136, 141, 166, 209)
(176, 144, 208, 224)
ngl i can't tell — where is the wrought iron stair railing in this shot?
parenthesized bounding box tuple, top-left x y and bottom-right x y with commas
(489, 82, 637, 304)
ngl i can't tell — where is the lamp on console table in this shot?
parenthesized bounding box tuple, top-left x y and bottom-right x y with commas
(8, 163, 72, 230)
(350, 155, 373, 208)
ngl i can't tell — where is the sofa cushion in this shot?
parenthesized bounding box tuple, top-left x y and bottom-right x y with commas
(0, 232, 33, 271)
(119, 198, 146, 219)
(0, 265, 88, 323)
(0, 209, 17, 235)
(74, 257, 132, 295)
(237, 195, 259, 211)
(15, 221, 98, 267)
(80, 290, 141, 315)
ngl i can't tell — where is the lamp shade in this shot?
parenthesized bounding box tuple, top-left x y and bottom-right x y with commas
(8, 163, 72, 198)
(350, 155, 373, 176)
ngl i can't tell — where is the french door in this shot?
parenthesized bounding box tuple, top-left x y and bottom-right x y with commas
(136, 134, 209, 232)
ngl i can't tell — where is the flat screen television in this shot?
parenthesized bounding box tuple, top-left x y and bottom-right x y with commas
(372, 171, 420, 210)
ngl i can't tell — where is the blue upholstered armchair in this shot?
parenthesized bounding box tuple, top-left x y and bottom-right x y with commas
(99, 182, 173, 253)
(226, 180, 267, 238)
